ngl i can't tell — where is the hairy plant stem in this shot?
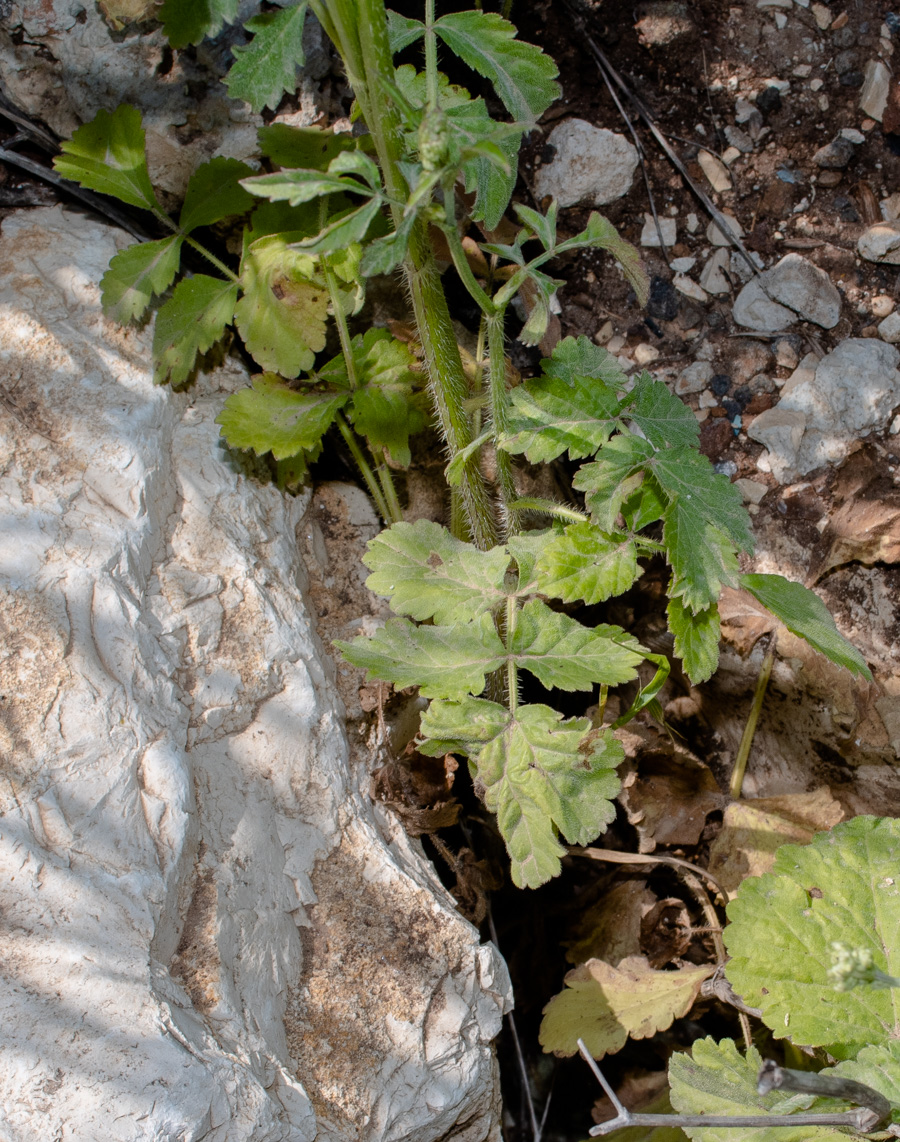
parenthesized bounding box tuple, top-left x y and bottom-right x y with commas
(424, 0, 440, 109)
(486, 311, 518, 536)
(335, 412, 391, 522)
(317, 0, 497, 550)
(506, 596, 518, 713)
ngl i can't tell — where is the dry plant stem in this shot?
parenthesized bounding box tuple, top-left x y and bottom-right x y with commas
(729, 634, 776, 800)
(758, 1061, 891, 1131)
(578, 1041, 886, 1138)
(573, 845, 728, 901)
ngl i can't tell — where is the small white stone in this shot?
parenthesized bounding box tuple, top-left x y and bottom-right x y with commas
(735, 478, 769, 504)
(634, 342, 661, 365)
(707, 212, 745, 246)
(793, 64, 812, 78)
(872, 295, 895, 318)
(699, 390, 719, 408)
(640, 214, 678, 246)
(775, 339, 800, 370)
(881, 193, 900, 221)
(695, 407, 710, 422)
(860, 60, 891, 122)
(671, 256, 697, 272)
(818, 95, 830, 112)
(812, 1, 831, 27)
(775, 12, 787, 29)
(675, 360, 714, 395)
(686, 212, 700, 233)
(810, 77, 824, 91)
(700, 248, 732, 296)
(533, 119, 639, 207)
(783, 352, 821, 394)
(891, 414, 900, 435)
(722, 146, 742, 166)
(756, 451, 773, 473)
(673, 274, 708, 302)
(594, 319, 614, 344)
(698, 150, 733, 193)
(757, 0, 792, 6)
(840, 127, 866, 144)
(859, 221, 900, 264)
(606, 334, 626, 355)
(878, 311, 900, 343)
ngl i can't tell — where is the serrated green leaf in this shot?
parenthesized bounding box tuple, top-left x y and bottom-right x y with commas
(420, 699, 623, 887)
(293, 199, 384, 256)
(726, 816, 900, 1060)
(511, 599, 643, 691)
(514, 200, 557, 251)
(433, 10, 559, 123)
(362, 519, 512, 623)
(655, 448, 753, 611)
(179, 157, 255, 233)
(827, 1042, 900, 1123)
(241, 168, 375, 206)
(314, 328, 424, 465)
(257, 123, 354, 169)
(387, 9, 425, 52)
(667, 596, 720, 684)
(215, 373, 348, 460)
(622, 478, 667, 532)
(234, 233, 328, 376)
(359, 210, 416, 276)
(669, 1039, 847, 1142)
(557, 213, 649, 306)
(502, 338, 628, 463)
(54, 105, 160, 211)
(159, 0, 239, 47)
(627, 373, 700, 450)
(247, 198, 321, 243)
(505, 531, 551, 592)
(574, 434, 656, 531)
(740, 574, 872, 680)
(533, 521, 640, 605)
(152, 275, 238, 387)
(100, 236, 182, 324)
(225, 2, 309, 112)
(336, 614, 505, 700)
(541, 957, 714, 1061)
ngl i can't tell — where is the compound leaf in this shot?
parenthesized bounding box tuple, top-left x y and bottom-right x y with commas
(668, 1038, 847, 1142)
(541, 958, 714, 1061)
(225, 2, 310, 112)
(511, 598, 643, 691)
(627, 373, 700, 450)
(362, 519, 512, 623)
(740, 574, 872, 680)
(387, 10, 425, 52)
(179, 157, 256, 233)
(100, 235, 182, 324)
(54, 105, 159, 212)
(159, 0, 239, 47)
(216, 373, 348, 460)
(725, 816, 900, 1061)
(533, 521, 640, 605)
(152, 275, 238, 387)
(574, 433, 656, 531)
(502, 338, 628, 463)
(433, 10, 559, 123)
(336, 614, 505, 700)
(420, 699, 623, 887)
(234, 233, 328, 376)
(318, 328, 425, 465)
(667, 596, 720, 684)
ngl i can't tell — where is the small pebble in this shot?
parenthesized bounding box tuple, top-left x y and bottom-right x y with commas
(812, 2, 832, 29)
(891, 413, 900, 434)
(872, 295, 895, 318)
(594, 319, 614, 344)
(736, 478, 769, 504)
(810, 78, 824, 92)
(673, 274, 708, 302)
(710, 374, 731, 396)
(606, 334, 626, 354)
(699, 390, 718, 408)
(686, 212, 700, 233)
(670, 256, 696, 272)
(634, 343, 661, 365)
(878, 311, 900, 342)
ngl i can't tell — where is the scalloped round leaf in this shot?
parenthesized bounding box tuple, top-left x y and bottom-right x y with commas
(100, 235, 182, 324)
(725, 816, 900, 1060)
(234, 234, 328, 377)
(669, 1038, 849, 1142)
(540, 957, 713, 1060)
(827, 1041, 900, 1126)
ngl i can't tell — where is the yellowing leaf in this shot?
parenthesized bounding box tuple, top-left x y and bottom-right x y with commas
(540, 956, 713, 1059)
(234, 233, 328, 377)
(216, 373, 348, 460)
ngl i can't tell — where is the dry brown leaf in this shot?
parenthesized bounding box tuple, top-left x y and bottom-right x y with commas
(707, 787, 844, 897)
(640, 897, 692, 969)
(564, 878, 646, 965)
(617, 726, 724, 852)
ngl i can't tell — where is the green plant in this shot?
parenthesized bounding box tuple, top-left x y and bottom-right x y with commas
(54, 0, 871, 892)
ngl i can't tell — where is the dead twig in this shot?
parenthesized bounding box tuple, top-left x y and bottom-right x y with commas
(571, 845, 728, 902)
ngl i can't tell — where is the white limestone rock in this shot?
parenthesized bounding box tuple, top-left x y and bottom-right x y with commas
(676, 360, 715, 395)
(533, 119, 638, 207)
(858, 220, 900, 264)
(733, 254, 841, 331)
(0, 207, 510, 1142)
(747, 339, 900, 481)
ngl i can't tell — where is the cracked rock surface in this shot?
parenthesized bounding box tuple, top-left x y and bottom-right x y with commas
(0, 207, 511, 1142)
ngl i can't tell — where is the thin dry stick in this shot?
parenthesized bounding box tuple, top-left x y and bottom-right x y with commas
(572, 845, 727, 902)
(729, 634, 776, 800)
